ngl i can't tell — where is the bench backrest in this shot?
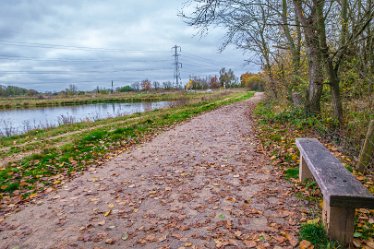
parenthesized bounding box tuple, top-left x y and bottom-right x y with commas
(296, 138, 374, 209)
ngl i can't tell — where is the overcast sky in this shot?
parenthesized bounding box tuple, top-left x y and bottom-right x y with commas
(0, 0, 260, 92)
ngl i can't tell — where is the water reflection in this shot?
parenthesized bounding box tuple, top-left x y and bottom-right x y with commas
(0, 101, 172, 136)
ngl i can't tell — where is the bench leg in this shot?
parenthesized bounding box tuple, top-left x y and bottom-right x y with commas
(322, 200, 355, 246)
(299, 155, 313, 181)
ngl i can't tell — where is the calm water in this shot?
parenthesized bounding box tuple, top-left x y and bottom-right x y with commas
(0, 101, 172, 136)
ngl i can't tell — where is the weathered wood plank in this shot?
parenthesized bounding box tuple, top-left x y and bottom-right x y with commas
(296, 138, 374, 209)
(299, 155, 313, 181)
(323, 200, 355, 246)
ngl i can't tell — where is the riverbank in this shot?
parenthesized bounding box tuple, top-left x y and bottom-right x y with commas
(0, 90, 254, 215)
(0, 90, 230, 110)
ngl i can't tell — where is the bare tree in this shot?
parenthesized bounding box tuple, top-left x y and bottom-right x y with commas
(182, 0, 281, 97)
(182, 0, 374, 123)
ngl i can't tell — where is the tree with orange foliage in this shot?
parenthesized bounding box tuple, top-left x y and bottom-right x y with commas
(240, 73, 265, 91)
(141, 79, 152, 91)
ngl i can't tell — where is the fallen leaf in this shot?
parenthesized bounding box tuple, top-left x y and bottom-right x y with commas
(307, 218, 320, 224)
(286, 233, 298, 247)
(121, 232, 129, 241)
(158, 234, 167, 242)
(243, 240, 257, 248)
(365, 239, 374, 248)
(184, 242, 193, 247)
(352, 238, 362, 248)
(234, 230, 242, 238)
(104, 210, 112, 217)
(300, 240, 313, 249)
(105, 238, 115, 244)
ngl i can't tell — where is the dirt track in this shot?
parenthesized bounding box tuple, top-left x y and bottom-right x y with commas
(0, 93, 304, 249)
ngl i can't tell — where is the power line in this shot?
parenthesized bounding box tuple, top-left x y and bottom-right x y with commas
(0, 40, 166, 53)
(183, 53, 215, 63)
(0, 76, 175, 86)
(0, 67, 172, 74)
(0, 55, 173, 63)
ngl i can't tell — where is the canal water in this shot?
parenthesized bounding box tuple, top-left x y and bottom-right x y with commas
(0, 101, 172, 136)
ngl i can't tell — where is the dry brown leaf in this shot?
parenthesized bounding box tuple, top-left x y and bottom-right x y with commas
(105, 238, 115, 244)
(352, 238, 362, 248)
(299, 240, 313, 249)
(234, 230, 242, 238)
(365, 238, 374, 248)
(286, 233, 298, 247)
(243, 240, 257, 248)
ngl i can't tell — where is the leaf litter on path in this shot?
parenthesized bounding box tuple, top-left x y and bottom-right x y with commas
(0, 93, 305, 248)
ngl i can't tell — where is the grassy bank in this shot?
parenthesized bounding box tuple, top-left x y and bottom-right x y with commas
(254, 102, 374, 248)
(0, 90, 229, 110)
(0, 90, 254, 213)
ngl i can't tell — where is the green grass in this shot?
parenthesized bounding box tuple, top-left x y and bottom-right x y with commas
(284, 167, 299, 179)
(299, 223, 331, 248)
(0, 90, 254, 200)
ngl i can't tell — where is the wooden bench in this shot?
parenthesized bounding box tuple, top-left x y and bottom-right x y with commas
(296, 138, 374, 246)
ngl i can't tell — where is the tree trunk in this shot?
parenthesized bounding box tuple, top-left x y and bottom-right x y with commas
(316, 0, 344, 124)
(304, 32, 324, 115)
(293, 0, 324, 115)
(305, 48, 323, 115)
(329, 78, 344, 124)
(281, 0, 302, 100)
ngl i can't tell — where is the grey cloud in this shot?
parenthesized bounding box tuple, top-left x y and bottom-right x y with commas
(0, 1, 259, 92)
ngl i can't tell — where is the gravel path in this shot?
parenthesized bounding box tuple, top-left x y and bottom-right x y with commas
(0, 93, 304, 249)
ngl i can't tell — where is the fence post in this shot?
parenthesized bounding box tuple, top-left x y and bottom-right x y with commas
(357, 120, 374, 173)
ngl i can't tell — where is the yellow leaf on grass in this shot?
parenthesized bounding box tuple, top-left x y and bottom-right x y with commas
(319, 200, 324, 209)
(307, 218, 320, 224)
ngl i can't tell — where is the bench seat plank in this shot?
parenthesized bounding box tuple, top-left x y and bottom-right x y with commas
(296, 138, 374, 209)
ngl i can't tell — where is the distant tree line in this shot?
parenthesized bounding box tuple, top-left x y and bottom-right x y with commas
(0, 85, 39, 97)
(1, 67, 246, 97)
(186, 67, 241, 90)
